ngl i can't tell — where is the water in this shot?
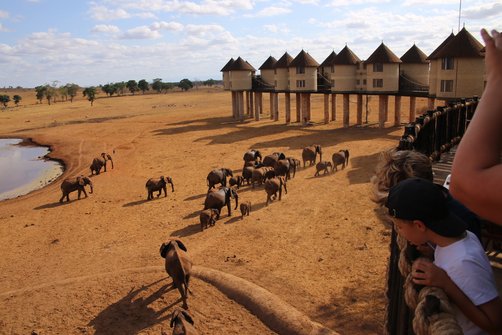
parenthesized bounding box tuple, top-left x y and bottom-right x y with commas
(0, 139, 64, 201)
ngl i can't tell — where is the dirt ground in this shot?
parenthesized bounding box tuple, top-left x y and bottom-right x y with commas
(0, 88, 478, 334)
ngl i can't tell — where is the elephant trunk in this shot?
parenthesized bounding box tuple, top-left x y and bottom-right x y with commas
(170, 180, 175, 192)
(234, 193, 239, 210)
(110, 159, 114, 169)
(88, 181, 94, 194)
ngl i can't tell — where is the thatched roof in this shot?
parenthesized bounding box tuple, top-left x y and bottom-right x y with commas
(320, 51, 337, 67)
(259, 56, 278, 70)
(430, 28, 484, 59)
(220, 58, 235, 72)
(290, 50, 320, 67)
(275, 52, 294, 68)
(366, 43, 401, 63)
(229, 57, 256, 71)
(401, 44, 429, 64)
(333, 45, 361, 65)
(427, 33, 455, 60)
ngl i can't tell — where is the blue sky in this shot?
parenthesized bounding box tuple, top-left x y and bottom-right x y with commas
(0, 0, 500, 88)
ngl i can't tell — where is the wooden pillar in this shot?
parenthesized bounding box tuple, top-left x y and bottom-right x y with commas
(409, 96, 416, 123)
(231, 91, 236, 119)
(269, 92, 274, 120)
(245, 91, 249, 117)
(285, 92, 291, 124)
(379, 95, 386, 128)
(301, 93, 308, 124)
(356, 94, 363, 125)
(239, 91, 245, 121)
(324, 94, 329, 124)
(331, 93, 337, 121)
(296, 93, 301, 123)
(394, 95, 401, 126)
(274, 93, 279, 121)
(306, 94, 311, 121)
(428, 97, 435, 110)
(384, 95, 389, 122)
(343, 94, 350, 128)
(249, 91, 254, 118)
(255, 92, 261, 121)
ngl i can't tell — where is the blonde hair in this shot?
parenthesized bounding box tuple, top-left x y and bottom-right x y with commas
(371, 149, 433, 206)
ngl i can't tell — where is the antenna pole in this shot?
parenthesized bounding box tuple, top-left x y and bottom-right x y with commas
(458, 0, 462, 32)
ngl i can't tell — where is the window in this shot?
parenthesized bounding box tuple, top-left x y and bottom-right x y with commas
(363, 63, 367, 70)
(274, 69, 277, 75)
(331, 65, 335, 73)
(356, 79, 360, 85)
(373, 79, 383, 88)
(441, 57, 454, 70)
(296, 67, 305, 74)
(296, 80, 306, 88)
(363, 79, 367, 85)
(373, 63, 383, 72)
(440, 80, 454, 92)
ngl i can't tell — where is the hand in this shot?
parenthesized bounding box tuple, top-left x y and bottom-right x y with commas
(481, 28, 502, 84)
(411, 258, 450, 288)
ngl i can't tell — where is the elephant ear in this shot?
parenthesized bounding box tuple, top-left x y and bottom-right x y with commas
(174, 239, 188, 252)
(160, 176, 165, 181)
(160, 242, 170, 258)
(77, 176, 84, 186)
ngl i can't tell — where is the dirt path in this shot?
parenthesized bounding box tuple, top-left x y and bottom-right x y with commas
(0, 89, 429, 334)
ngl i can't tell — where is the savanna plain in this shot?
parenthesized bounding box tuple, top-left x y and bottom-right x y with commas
(0, 88, 432, 334)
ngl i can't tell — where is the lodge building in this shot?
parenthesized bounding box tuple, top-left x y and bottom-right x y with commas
(221, 27, 485, 128)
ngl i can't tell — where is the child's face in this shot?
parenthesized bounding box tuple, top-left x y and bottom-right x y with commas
(392, 218, 428, 246)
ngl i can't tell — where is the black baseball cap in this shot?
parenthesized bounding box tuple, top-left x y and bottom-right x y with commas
(386, 177, 466, 237)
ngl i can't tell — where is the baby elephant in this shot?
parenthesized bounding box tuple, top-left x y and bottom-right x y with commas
(239, 201, 251, 219)
(169, 307, 198, 335)
(229, 176, 244, 189)
(314, 161, 333, 176)
(160, 239, 192, 309)
(146, 176, 174, 200)
(199, 208, 219, 231)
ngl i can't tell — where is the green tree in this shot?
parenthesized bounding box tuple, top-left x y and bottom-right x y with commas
(126, 80, 139, 95)
(83, 87, 97, 106)
(35, 86, 47, 103)
(204, 79, 215, 87)
(13, 95, 22, 106)
(138, 79, 149, 94)
(114, 81, 126, 96)
(0, 95, 10, 108)
(44, 85, 56, 105)
(66, 83, 79, 102)
(59, 86, 68, 102)
(151, 78, 163, 93)
(178, 78, 193, 91)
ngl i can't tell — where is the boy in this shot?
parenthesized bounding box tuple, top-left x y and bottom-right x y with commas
(386, 177, 502, 334)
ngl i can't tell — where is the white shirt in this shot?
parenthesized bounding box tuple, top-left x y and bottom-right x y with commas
(434, 231, 499, 335)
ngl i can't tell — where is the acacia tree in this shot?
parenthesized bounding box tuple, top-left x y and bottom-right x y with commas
(66, 83, 79, 102)
(44, 85, 56, 105)
(138, 79, 149, 94)
(126, 80, 139, 95)
(0, 95, 10, 108)
(178, 78, 193, 91)
(151, 78, 163, 93)
(13, 95, 22, 106)
(59, 86, 68, 102)
(114, 82, 126, 96)
(35, 86, 46, 103)
(204, 79, 215, 87)
(83, 87, 97, 106)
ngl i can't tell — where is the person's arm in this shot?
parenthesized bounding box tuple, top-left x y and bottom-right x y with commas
(412, 258, 502, 333)
(450, 29, 502, 225)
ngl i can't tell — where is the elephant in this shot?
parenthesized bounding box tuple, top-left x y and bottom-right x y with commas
(229, 176, 244, 189)
(242, 166, 255, 185)
(274, 159, 292, 180)
(239, 201, 251, 219)
(206, 168, 233, 192)
(145, 176, 174, 200)
(332, 149, 350, 171)
(90, 152, 114, 175)
(59, 175, 93, 203)
(302, 145, 322, 167)
(315, 161, 333, 176)
(199, 208, 219, 231)
(170, 307, 198, 335)
(243, 149, 262, 163)
(160, 239, 192, 309)
(251, 166, 274, 188)
(243, 160, 263, 168)
(203, 186, 238, 218)
(286, 157, 301, 178)
(263, 152, 286, 167)
(264, 176, 287, 206)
